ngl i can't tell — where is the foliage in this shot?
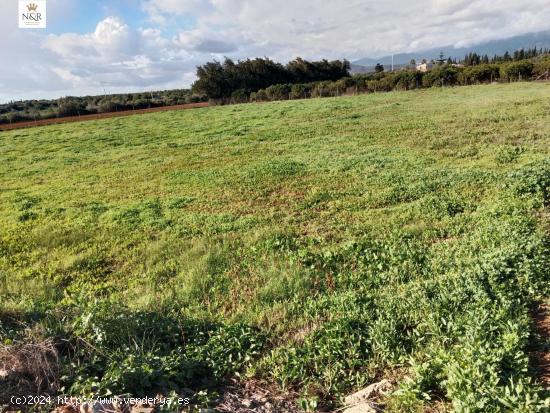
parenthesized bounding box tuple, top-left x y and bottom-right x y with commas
(3, 51, 550, 124)
(458, 64, 500, 85)
(509, 159, 550, 206)
(462, 47, 548, 65)
(533, 55, 550, 78)
(214, 54, 549, 105)
(500, 61, 534, 82)
(0, 89, 207, 125)
(192, 57, 350, 101)
(56, 305, 264, 397)
(0, 83, 549, 411)
(422, 65, 459, 87)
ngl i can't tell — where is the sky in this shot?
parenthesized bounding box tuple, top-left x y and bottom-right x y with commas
(1, 0, 550, 102)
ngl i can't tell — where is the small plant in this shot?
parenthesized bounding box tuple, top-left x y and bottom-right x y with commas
(509, 158, 550, 205)
(495, 146, 524, 164)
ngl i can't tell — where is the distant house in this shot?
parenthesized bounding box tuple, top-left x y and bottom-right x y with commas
(416, 62, 433, 72)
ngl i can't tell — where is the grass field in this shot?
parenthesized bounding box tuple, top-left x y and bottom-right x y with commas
(1, 83, 549, 412)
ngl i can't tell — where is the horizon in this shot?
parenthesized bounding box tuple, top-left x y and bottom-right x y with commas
(0, 41, 544, 104)
(1, 0, 550, 102)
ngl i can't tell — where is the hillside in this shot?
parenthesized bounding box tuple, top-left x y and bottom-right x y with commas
(354, 30, 550, 67)
(1, 83, 549, 412)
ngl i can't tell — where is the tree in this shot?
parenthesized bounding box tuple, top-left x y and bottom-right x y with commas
(375, 63, 384, 73)
(286, 58, 349, 83)
(192, 57, 350, 101)
(192, 61, 230, 100)
(57, 98, 83, 117)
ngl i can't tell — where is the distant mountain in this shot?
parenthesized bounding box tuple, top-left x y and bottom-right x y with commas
(349, 63, 370, 73)
(353, 30, 550, 69)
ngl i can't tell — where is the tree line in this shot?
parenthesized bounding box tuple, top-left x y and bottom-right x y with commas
(0, 89, 207, 125)
(191, 57, 351, 102)
(460, 47, 548, 66)
(2, 49, 549, 125)
(407, 47, 549, 68)
(204, 52, 550, 104)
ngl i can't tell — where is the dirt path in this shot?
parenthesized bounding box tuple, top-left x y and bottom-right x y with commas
(531, 302, 550, 388)
(214, 379, 304, 413)
(0, 102, 210, 132)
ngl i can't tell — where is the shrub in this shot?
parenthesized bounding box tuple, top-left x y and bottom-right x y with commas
(290, 84, 312, 99)
(265, 84, 291, 101)
(393, 71, 424, 90)
(458, 64, 500, 85)
(98, 100, 117, 113)
(0, 339, 59, 400)
(57, 99, 83, 117)
(500, 60, 534, 81)
(533, 56, 550, 79)
(253, 89, 268, 101)
(423, 65, 459, 87)
(230, 88, 249, 103)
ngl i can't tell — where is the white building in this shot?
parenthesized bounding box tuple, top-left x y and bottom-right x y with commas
(416, 62, 433, 72)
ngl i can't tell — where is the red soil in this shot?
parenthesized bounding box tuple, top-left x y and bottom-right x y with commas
(532, 303, 550, 387)
(0, 102, 210, 131)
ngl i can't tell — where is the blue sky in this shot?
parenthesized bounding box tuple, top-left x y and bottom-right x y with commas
(53, 1, 145, 34)
(47, 1, 193, 37)
(1, 0, 549, 102)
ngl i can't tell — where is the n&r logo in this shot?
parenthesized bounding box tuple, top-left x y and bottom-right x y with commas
(19, 1, 46, 29)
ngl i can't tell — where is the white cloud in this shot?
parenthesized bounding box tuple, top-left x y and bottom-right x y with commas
(38, 17, 201, 95)
(1, 0, 550, 101)
(142, 0, 213, 24)
(44, 17, 137, 61)
(0, 1, 75, 100)
(146, 0, 550, 60)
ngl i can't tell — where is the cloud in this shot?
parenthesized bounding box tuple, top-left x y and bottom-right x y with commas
(0, 1, 76, 100)
(142, 0, 213, 24)
(39, 17, 200, 94)
(145, 0, 550, 60)
(176, 29, 239, 53)
(44, 17, 137, 61)
(1, 0, 550, 101)
(0, 1, 206, 101)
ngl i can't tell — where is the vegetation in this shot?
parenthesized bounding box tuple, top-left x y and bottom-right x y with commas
(0, 89, 207, 125)
(460, 47, 549, 66)
(0, 82, 549, 412)
(191, 57, 351, 101)
(2, 49, 549, 125)
(245, 53, 550, 103)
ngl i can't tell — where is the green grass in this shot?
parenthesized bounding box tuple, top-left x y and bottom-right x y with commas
(1, 83, 549, 411)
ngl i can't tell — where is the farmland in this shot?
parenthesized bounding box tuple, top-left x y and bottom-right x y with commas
(0, 83, 549, 411)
